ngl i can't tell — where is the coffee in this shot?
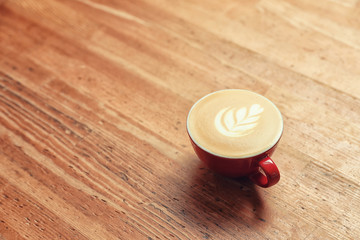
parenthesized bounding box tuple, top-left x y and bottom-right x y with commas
(187, 90, 283, 158)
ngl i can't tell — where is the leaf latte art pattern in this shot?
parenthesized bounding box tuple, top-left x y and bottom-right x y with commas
(214, 104, 264, 137)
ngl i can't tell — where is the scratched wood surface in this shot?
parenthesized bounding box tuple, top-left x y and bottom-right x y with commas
(1, 0, 360, 239)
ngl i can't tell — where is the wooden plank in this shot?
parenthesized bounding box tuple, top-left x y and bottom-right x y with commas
(134, 0, 360, 98)
(0, 0, 359, 239)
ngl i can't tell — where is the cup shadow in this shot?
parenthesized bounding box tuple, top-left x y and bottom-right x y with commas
(180, 161, 267, 229)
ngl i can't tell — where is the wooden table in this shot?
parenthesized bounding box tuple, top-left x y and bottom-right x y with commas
(1, 0, 359, 239)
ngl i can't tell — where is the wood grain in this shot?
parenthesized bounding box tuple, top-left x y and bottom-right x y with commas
(1, 0, 360, 239)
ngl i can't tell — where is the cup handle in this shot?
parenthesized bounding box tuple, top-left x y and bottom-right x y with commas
(249, 156, 280, 188)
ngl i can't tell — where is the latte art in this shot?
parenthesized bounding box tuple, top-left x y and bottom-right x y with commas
(214, 104, 264, 137)
(187, 90, 283, 158)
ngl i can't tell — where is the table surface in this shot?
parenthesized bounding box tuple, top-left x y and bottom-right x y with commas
(1, 0, 360, 239)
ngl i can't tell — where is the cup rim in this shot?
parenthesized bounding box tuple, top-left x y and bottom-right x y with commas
(186, 89, 284, 159)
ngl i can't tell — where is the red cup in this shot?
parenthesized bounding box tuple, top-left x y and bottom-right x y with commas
(186, 90, 282, 188)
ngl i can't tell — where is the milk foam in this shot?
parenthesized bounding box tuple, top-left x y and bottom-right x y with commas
(214, 104, 264, 137)
(187, 90, 283, 158)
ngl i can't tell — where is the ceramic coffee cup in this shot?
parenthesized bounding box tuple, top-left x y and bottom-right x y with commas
(186, 89, 283, 188)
